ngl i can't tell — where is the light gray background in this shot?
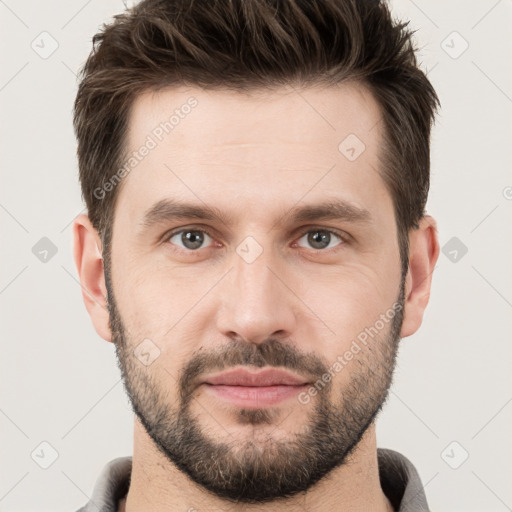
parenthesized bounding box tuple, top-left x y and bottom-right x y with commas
(1, 1, 511, 510)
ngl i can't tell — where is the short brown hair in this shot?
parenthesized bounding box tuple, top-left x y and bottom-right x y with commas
(73, 0, 439, 279)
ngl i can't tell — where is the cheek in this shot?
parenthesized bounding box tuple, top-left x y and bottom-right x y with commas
(301, 261, 394, 329)
(111, 251, 217, 374)
(297, 261, 399, 369)
(110, 250, 174, 336)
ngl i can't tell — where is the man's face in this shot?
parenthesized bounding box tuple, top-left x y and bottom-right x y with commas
(106, 83, 405, 502)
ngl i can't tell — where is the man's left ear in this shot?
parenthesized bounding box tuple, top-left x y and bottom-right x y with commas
(400, 215, 440, 338)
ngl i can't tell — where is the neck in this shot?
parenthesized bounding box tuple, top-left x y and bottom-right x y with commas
(119, 419, 393, 512)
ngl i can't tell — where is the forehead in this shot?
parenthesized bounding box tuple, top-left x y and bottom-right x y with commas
(117, 82, 390, 228)
(126, 82, 381, 155)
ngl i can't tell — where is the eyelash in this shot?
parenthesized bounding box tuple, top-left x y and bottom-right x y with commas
(163, 226, 349, 253)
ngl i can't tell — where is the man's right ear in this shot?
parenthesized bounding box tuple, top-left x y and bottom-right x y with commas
(73, 214, 112, 342)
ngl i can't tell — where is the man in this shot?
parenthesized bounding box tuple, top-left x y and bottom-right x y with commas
(72, 0, 440, 510)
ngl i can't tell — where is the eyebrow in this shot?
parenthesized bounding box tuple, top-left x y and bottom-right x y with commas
(279, 200, 372, 227)
(141, 199, 234, 228)
(140, 198, 372, 232)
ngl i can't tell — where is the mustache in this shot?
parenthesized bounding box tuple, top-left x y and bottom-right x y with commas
(179, 337, 329, 403)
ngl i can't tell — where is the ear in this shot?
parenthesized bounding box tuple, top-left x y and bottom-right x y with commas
(73, 214, 112, 342)
(400, 215, 440, 338)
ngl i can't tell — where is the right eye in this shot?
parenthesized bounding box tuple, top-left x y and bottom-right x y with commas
(165, 228, 216, 251)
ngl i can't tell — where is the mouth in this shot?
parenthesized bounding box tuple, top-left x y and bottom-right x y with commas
(201, 368, 310, 408)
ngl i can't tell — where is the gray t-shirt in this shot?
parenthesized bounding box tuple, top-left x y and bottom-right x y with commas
(76, 448, 430, 511)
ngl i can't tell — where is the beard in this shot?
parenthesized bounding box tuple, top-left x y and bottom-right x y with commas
(106, 265, 405, 504)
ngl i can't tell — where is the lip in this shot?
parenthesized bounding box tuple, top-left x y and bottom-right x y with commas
(201, 368, 310, 409)
(204, 384, 308, 408)
(203, 368, 310, 387)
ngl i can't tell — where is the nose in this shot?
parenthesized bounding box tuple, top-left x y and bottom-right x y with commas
(215, 240, 297, 345)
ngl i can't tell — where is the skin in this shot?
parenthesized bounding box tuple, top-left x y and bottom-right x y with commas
(73, 82, 439, 511)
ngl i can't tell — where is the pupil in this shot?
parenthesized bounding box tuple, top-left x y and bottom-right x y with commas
(183, 231, 203, 249)
(309, 230, 329, 249)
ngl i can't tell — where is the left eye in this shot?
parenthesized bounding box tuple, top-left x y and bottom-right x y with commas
(296, 229, 344, 250)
